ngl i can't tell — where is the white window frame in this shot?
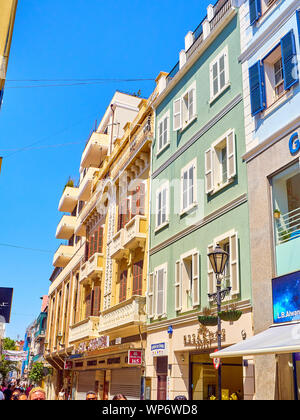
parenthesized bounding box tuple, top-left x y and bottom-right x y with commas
(180, 158, 197, 215)
(157, 110, 170, 154)
(205, 129, 236, 195)
(155, 181, 170, 231)
(173, 81, 197, 132)
(154, 263, 168, 318)
(209, 46, 230, 102)
(175, 249, 200, 313)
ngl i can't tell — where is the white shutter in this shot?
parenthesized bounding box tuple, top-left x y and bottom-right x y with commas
(158, 121, 163, 151)
(229, 232, 239, 295)
(205, 148, 214, 194)
(175, 260, 182, 311)
(147, 273, 154, 318)
(173, 98, 182, 131)
(207, 244, 216, 296)
(227, 130, 236, 180)
(192, 251, 200, 306)
(156, 268, 165, 316)
(188, 88, 196, 120)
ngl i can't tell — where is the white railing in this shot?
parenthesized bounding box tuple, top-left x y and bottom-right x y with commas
(69, 317, 100, 344)
(275, 207, 300, 245)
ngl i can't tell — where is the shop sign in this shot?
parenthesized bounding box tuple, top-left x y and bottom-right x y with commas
(184, 325, 226, 350)
(128, 350, 142, 365)
(0, 288, 13, 323)
(151, 343, 168, 357)
(64, 361, 72, 370)
(76, 336, 110, 354)
(289, 132, 300, 155)
(273, 271, 300, 324)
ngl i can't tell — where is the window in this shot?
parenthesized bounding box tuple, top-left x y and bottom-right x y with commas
(181, 159, 197, 213)
(118, 197, 130, 231)
(157, 112, 170, 153)
(131, 182, 146, 217)
(249, 0, 279, 24)
(175, 250, 200, 312)
(207, 231, 240, 297)
(173, 81, 197, 131)
(249, 30, 299, 116)
(119, 270, 128, 303)
(133, 260, 143, 296)
(156, 182, 169, 229)
(210, 47, 229, 101)
(87, 224, 104, 260)
(147, 264, 167, 319)
(205, 130, 236, 194)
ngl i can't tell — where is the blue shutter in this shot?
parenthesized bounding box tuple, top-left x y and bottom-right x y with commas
(249, 0, 261, 25)
(281, 30, 299, 90)
(297, 10, 300, 45)
(249, 61, 266, 116)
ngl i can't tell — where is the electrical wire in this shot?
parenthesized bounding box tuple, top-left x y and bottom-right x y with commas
(0, 242, 52, 254)
(0, 140, 86, 153)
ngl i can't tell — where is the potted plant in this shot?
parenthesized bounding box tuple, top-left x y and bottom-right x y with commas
(273, 209, 281, 219)
(218, 304, 242, 322)
(198, 307, 218, 327)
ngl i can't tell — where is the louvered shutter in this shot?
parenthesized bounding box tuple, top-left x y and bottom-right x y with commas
(227, 130, 236, 179)
(92, 286, 101, 316)
(229, 232, 240, 295)
(205, 148, 214, 194)
(249, 61, 266, 116)
(156, 268, 165, 316)
(147, 273, 155, 318)
(249, 0, 261, 25)
(131, 189, 137, 218)
(207, 244, 216, 296)
(139, 182, 145, 215)
(281, 30, 299, 91)
(173, 98, 182, 131)
(188, 88, 196, 121)
(159, 120, 163, 150)
(98, 226, 103, 253)
(192, 252, 200, 306)
(175, 260, 182, 311)
(85, 293, 92, 318)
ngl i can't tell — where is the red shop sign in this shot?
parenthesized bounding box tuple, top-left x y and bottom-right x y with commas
(128, 350, 142, 366)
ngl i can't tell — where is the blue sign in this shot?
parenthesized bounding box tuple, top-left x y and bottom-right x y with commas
(151, 343, 166, 352)
(0, 288, 13, 323)
(272, 271, 300, 324)
(289, 132, 300, 155)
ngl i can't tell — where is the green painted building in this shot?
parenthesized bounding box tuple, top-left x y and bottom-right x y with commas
(145, 0, 254, 401)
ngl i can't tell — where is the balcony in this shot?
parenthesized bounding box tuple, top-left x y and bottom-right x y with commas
(53, 244, 75, 268)
(78, 167, 98, 202)
(74, 216, 86, 237)
(275, 207, 300, 276)
(56, 215, 76, 240)
(123, 215, 147, 251)
(80, 253, 104, 284)
(98, 296, 146, 334)
(80, 132, 109, 169)
(58, 186, 79, 213)
(110, 229, 128, 260)
(69, 316, 100, 344)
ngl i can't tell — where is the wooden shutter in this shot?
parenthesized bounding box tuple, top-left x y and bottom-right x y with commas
(205, 148, 214, 194)
(207, 244, 216, 296)
(158, 120, 163, 150)
(85, 241, 89, 262)
(227, 130, 236, 179)
(281, 30, 299, 91)
(119, 270, 128, 303)
(139, 183, 145, 215)
(188, 88, 196, 120)
(92, 286, 101, 316)
(133, 261, 143, 296)
(147, 273, 154, 319)
(156, 268, 165, 316)
(249, 0, 261, 25)
(98, 226, 103, 253)
(175, 260, 182, 311)
(85, 293, 92, 319)
(173, 98, 182, 131)
(249, 61, 266, 116)
(229, 232, 240, 295)
(192, 251, 200, 306)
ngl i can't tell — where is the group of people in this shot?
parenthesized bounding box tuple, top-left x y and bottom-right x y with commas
(0, 382, 46, 400)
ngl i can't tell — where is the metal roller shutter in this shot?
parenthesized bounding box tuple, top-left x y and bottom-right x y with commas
(76, 371, 95, 400)
(110, 368, 141, 400)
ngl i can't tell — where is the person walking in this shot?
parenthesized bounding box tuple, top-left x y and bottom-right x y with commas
(0, 389, 4, 400)
(58, 387, 65, 400)
(28, 387, 46, 400)
(3, 384, 12, 400)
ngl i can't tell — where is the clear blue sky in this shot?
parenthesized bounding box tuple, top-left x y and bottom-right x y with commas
(0, 0, 213, 340)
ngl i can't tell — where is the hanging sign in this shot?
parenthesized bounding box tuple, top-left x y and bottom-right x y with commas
(213, 350, 221, 370)
(3, 350, 27, 362)
(128, 350, 142, 366)
(0, 288, 13, 323)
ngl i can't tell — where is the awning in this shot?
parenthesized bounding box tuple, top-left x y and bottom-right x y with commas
(211, 323, 300, 359)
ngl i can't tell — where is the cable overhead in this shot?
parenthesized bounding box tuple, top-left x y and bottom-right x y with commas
(0, 242, 52, 254)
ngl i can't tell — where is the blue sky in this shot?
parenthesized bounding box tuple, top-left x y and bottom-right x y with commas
(0, 0, 212, 340)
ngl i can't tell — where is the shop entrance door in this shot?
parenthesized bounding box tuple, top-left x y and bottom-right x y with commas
(157, 375, 167, 400)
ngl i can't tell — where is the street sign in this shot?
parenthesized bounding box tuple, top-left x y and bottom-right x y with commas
(0, 288, 13, 323)
(213, 350, 221, 370)
(128, 350, 142, 365)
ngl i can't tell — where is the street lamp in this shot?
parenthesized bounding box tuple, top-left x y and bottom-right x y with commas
(207, 244, 230, 401)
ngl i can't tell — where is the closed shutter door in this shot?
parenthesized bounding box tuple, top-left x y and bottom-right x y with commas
(76, 371, 96, 400)
(111, 368, 141, 400)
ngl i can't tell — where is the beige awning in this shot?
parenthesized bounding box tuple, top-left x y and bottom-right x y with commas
(210, 323, 300, 358)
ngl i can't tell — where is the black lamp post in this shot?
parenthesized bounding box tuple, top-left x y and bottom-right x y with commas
(207, 244, 230, 401)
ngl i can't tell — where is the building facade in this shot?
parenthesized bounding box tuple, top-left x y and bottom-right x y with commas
(45, 90, 157, 400)
(146, 0, 254, 401)
(237, 0, 300, 400)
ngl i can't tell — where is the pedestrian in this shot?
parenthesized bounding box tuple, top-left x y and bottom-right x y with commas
(112, 394, 127, 400)
(174, 395, 187, 400)
(18, 393, 28, 401)
(86, 391, 98, 400)
(25, 384, 33, 397)
(58, 387, 65, 400)
(3, 384, 12, 400)
(28, 387, 46, 400)
(11, 388, 22, 400)
(0, 389, 4, 401)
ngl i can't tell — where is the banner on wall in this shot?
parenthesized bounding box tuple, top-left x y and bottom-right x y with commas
(272, 271, 300, 324)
